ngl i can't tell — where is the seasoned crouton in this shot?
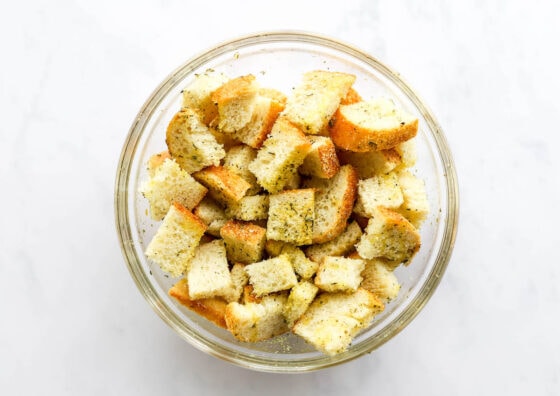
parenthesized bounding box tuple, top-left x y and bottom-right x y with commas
(146, 151, 171, 177)
(165, 108, 226, 173)
(145, 203, 207, 277)
(354, 172, 404, 217)
(314, 256, 365, 293)
(211, 74, 259, 133)
(223, 145, 261, 195)
(360, 258, 401, 303)
(299, 136, 340, 179)
(337, 148, 402, 179)
(265, 240, 318, 279)
(140, 158, 207, 220)
(220, 220, 267, 264)
(244, 254, 298, 296)
(267, 189, 314, 246)
(187, 240, 233, 300)
(236, 95, 284, 148)
(193, 166, 251, 206)
(396, 170, 429, 228)
(356, 207, 421, 264)
(304, 165, 358, 244)
(283, 281, 319, 327)
(293, 288, 384, 355)
(283, 70, 355, 135)
(305, 221, 363, 263)
(225, 293, 289, 342)
(182, 69, 229, 125)
(329, 98, 418, 151)
(248, 117, 311, 193)
(225, 195, 269, 221)
(340, 87, 362, 105)
(222, 263, 249, 303)
(169, 279, 228, 328)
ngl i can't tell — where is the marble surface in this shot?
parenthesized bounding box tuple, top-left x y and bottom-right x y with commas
(1, 1, 559, 394)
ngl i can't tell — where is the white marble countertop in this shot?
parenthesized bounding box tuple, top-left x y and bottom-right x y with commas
(1, 1, 559, 394)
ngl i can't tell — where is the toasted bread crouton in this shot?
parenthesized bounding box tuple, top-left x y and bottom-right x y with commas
(225, 194, 269, 221)
(222, 263, 249, 303)
(236, 95, 284, 148)
(314, 256, 365, 293)
(220, 220, 266, 264)
(193, 166, 251, 206)
(225, 294, 289, 342)
(283, 70, 356, 135)
(304, 165, 358, 244)
(140, 158, 207, 220)
(299, 136, 340, 179)
(360, 258, 401, 303)
(293, 288, 384, 355)
(396, 170, 429, 228)
(354, 172, 404, 217)
(165, 108, 226, 173)
(187, 240, 233, 300)
(395, 138, 417, 169)
(265, 240, 319, 279)
(329, 98, 418, 151)
(267, 189, 314, 246)
(145, 203, 207, 277)
(147, 151, 171, 177)
(248, 117, 311, 193)
(223, 145, 260, 195)
(340, 87, 362, 105)
(305, 221, 363, 263)
(356, 207, 420, 264)
(182, 70, 229, 125)
(169, 279, 227, 328)
(283, 281, 319, 327)
(211, 74, 259, 133)
(245, 254, 298, 296)
(337, 148, 402, 179)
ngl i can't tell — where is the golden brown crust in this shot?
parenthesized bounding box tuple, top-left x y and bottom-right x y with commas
(329, 105, 418, 152)
(211, 75, 256, 104)
(339, 87, 362, 105)
(169, 279, 227, 329)
(193, 166, 251, 205)
(172, 202, 208, 233)
(147, 151, 171, 176)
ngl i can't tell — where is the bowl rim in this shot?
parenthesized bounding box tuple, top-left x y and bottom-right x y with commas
(114, 30, 459, 373)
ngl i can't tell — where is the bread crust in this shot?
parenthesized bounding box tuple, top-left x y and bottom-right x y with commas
(169, 279, 227, 328)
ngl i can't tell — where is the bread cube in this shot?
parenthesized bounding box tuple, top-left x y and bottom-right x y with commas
(211, 74, 259, 133)
(283, 281, 319, 327)
(337, 148, 401, 179)
(265, 240, 318, 279)
(354, 172, 404, 217)
(305, 221, 363, 263)
(360, 258, 401, 303)
(187, 240, 233, 300)
(267, 189, 314, 246)
(396, 170, 429, 228)
(145, 203, 207, 277)
(222, 263, 249, 303)
(225, 195, 269, 221)
(244, 254, 298, 296)
(236, 95, 284, 148)
(314, 256, 365, 293)
(223, 145, 260, 195)
(299, 136, 340, 179)
(182, 69, 229, 125)
(193, 166, 251, 206)
(219, 220, 266, 264)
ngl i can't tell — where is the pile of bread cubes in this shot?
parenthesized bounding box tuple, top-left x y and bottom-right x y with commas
(141, 69, 429, 356)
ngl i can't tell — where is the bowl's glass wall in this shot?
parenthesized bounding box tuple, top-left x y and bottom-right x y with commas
(115, 32, 458, 372)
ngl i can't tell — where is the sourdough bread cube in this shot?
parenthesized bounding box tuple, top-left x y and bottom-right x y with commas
(299, 136, 340, 179)
(182, 69, 229, 125)
(283, 70, 355, 135)
(187, 240, 233, 300)
(329, 98, 418, 151)
(147, 151, 171, 177)
(140, 158, 207, 220)
(396, 170, 429, 228)
(220, 220, 267, 264)
(211, 74, 259, 133)
(244, 254, 298, 296)
(267, 189, 315, 246)
(225, 195, 269, 221)
(356, 207, 421, 264)
(225, 293, 289, 342)
(145, 203, 207, 277)
(222, 263, 249, 303)
(169, 279, 228, 328)
(236, 95, 284, 148)
(223, 145, 260, 195)
(283, 280, 319, 328)
(248, 117, 311, 193)
(165, 108, 226, 173)
(337, 148, 401, 179)
(305, 221, 363, 263)
(314, 256, 365, 293)
(193, 166, 251, 206)
(265, 240, 318, 279)
(292, 288, 384, 356)
(304, 165, 358, 244)
(360, 258, 401, 303)
(354, 172, 404, 217)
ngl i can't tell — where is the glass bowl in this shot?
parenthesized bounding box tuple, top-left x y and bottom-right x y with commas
(114, 31, 459, 372)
